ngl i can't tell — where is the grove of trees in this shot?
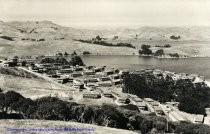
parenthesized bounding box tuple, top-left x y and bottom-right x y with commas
(74, 37, 136, 49)
(40, 56, 84, 66)
(139, 44, 153, 55)
(123, 71, 210, 115)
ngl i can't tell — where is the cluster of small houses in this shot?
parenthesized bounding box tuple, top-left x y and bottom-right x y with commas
(132, 68, 206, 86)
(0, 57, 29, 67)
(1, 57, 210, 125)
(27, 62, 125, 99)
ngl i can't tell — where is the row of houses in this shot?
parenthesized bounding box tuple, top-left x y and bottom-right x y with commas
(0, 58, 33, 67)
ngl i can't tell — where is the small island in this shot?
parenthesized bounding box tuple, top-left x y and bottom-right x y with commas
(139, 44, 189, 58)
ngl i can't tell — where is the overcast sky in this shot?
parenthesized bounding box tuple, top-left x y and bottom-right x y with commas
(0, 0, 210, 28)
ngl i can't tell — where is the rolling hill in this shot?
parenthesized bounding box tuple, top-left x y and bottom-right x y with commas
(0, 21, 210, 57)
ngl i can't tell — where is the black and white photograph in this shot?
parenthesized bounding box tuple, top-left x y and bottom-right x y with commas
(0, 0, 210, 133)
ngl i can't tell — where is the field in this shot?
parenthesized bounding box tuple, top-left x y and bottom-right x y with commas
(0, 119, 138, 134)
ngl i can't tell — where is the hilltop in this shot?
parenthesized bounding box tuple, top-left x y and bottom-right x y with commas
(0, 21, 210, 57)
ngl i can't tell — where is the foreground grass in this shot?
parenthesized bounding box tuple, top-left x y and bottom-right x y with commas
(0, 119, 138, 134)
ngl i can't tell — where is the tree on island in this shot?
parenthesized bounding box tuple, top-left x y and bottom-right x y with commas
(139, 44, 153, 55)
(154, 49, 164, 56)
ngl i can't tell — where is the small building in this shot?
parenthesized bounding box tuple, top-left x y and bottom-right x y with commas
(204, 117, 210, 125)
(109, 74, 120, 80)
(3, 61, 18, 67)
(136, 102, 147, 110)
(93, 66, 105, 72)
(117, 97, 130, 104)
(57, 77, 69, 84)
(103, 70, 115, 76)
(86, 78, 99, 83)
(150, 101, 160, 106)
(74, 66, 84, 71)
(112, 79, 121, 85)
(98, 77, 111, 82)
(193, 77, 205, 85)
(133, 97, 143, 102)
(98, 81, 112, 87)
(57, 69, 73, 74)
(153, 69, 163, 78)
(103, 92, 113, 98)
(82, 71, 95, 76)
(194, 115, 204, 123)
(166, 102, 179, 107)
(70, 72, 83, 78)
(180, 76, 190, 81)
(205, 108, 210, 116)
(144, 98, 154, 103)
(154, 106, 164, 115)
(144, 69, 153, 74)
(83, 93, 101, 99)
(73, 79, 84, 89)
(84, 83, 98, 90)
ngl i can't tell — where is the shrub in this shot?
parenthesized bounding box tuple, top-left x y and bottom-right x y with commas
(83, 51, 91, 55)
(154, 49, 164, 56)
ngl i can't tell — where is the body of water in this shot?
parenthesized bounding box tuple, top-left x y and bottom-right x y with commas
(81, 55, 210, 79)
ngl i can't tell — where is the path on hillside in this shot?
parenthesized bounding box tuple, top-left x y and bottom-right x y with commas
(18, 67, 75, 91)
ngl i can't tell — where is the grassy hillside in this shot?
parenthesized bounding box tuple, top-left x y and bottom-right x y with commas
(0, 119, 138, 134)
(0, 21, 210, 57)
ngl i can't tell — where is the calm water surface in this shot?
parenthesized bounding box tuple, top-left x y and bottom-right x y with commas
(81, 55, 210, 79)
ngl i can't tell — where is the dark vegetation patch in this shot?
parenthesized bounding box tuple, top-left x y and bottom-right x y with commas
(74, 36, 136, 49)
(170, 35, 181, 40)
(0, 36, 14, 41)
(83, 51, 91, 55)
(0, 90, 210, 134)
(40, 56, 84, 66)
(155, 44, 171, 48)
(123, 72, 210, 115)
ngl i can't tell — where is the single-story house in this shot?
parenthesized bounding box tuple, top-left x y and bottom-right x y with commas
(83, 93, 101, 99)
(194, 115, 204, 123)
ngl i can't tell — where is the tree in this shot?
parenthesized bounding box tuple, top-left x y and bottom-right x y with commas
(69, 56, 84, 66)
(64, 52, 69, 57)
(4, 91, 24, 113)
(96, 35, 102, 41)
(170, 35, 180, 40)
(141, 44, 151, 50)
(154, 49, 164, 56)
(139, 44, 152, 55)
(0, 93, 5, 112)
(83, 51, 91, 55)
(55, 57, 68, 65)
(13, 56, 19, 59)
(71, 51, 77, 56)
(40, 58, 55, 64)
(56, 53, 63, 57)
